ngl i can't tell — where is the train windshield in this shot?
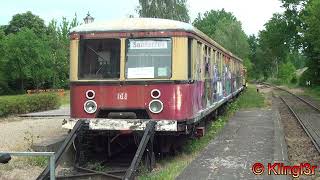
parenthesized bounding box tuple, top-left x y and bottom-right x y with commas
(79, 39, 121, 79)
(125, 38, 172, 79)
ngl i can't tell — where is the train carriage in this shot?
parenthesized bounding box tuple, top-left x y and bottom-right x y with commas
(63, 18, 245, 155)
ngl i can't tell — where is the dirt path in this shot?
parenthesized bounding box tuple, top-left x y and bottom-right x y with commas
(0, 117, 67, 151)
(0, 116, 68, 180)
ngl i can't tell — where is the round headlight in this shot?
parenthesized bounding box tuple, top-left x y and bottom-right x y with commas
(148, 100, 163, 114)
(86, 90, 95, 99)
(84, 100, 97, 114)
(150, 89, 161, 99)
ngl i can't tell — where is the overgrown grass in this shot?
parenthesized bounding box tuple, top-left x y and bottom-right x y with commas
(138, 85, 266, 180)
(237, 85, 266, 108)
(303, 86, 320, 102)
(21, 156, 48, 167)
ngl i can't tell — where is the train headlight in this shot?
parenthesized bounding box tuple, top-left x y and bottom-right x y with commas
(151, 89, 161, 99)
(86, 90, 95, 99)
(148, 100, 163, 114)
(84, 100, 97, 114)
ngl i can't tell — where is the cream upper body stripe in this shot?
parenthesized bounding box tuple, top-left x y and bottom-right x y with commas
(71, 18, 194, 33)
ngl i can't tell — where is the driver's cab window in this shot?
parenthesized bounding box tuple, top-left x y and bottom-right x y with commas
(79, 38, 120, 79)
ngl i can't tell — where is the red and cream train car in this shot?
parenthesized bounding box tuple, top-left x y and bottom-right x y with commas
(64, 18, 245, 147)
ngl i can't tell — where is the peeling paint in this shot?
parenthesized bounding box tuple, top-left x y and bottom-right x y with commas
(62, 118, 177, 131)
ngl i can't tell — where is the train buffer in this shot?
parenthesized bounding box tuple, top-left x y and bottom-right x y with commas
(36, 119, 157, 180)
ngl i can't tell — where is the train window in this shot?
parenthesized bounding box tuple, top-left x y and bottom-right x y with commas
(195, 42, 202, 80)
(78, 38, 121, 79)
(205, 46, 211, 78)
(125, 38, 172, 79)
(218, 52, 222, 76)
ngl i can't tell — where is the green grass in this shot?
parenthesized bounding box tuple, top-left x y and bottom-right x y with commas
(303, 86, 320, 102)
(21, 156, 48, 167)
(237, 85, 266, 108)
(59, 90, 70, 106)
(138, 85, 266, 180)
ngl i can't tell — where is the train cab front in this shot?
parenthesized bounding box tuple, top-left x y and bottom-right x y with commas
(63, 29, 194, 134)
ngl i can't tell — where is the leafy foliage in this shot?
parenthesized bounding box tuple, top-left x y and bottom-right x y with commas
(4, 28, 51, 90)
(0, 29, 8, 94)
(136, 0, 190, 23)
(47, 16, 79, 88)
(5, 11, 46, 36)
(193, 9, 249, 60)
(193, 9, 237, 38)
(249, 0, 320, 86)
(301, 0, 320, 85)
(0, 11, 79, 94)
(278, 62, 296, 83)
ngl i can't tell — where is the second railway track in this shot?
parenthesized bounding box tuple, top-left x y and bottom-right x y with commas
(263, 83, 320, 154)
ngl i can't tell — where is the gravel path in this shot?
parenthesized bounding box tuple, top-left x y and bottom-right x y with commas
(0, 116, 68, 180)
(0, 117, 67, 151)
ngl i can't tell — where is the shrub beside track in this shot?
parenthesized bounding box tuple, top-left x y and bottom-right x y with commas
(0, 93, 60, 117)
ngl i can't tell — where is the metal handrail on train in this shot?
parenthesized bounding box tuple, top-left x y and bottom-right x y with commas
(0, 151, 56, 180)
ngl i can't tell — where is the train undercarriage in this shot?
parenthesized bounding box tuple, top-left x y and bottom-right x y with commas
(37, 108, 226, 179)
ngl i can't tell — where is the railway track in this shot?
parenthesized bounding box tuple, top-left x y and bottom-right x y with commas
(262, 83, 320, 154)
(34, 120, 157, 180)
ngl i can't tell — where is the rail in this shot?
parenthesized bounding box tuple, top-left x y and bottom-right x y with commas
(34, 119, 156, 180)
(263, 82, 320, 154)
(261, 82, 320, 112)
(279, 96, 320, 153)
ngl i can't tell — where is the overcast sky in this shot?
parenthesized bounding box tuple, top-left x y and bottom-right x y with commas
(0, 0, 284, 35)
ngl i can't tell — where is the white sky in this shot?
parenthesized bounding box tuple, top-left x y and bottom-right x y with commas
(0, 0, 284, 35)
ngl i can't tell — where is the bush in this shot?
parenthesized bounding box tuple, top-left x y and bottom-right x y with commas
(278, 62, 296, 84)
(0, 93, 60, 117)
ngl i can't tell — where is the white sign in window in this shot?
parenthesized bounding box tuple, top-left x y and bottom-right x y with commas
(127, 67, 155, 78)
(129, 41, 167, 49)
(157, 67, 168, 76)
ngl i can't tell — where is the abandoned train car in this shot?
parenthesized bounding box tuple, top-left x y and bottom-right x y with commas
(63, 18, 246, 156)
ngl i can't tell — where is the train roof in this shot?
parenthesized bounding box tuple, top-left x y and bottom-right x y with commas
(71, 18, 242, 62)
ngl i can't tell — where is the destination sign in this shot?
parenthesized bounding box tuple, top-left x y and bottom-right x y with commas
(129, 40, 167, 49)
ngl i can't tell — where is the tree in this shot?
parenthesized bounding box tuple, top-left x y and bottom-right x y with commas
(281, 0, 307, 50)
(193, 9, 237, 38)
(278, 62, 296, 83)
(47, 15, 79, 88)
(0, 29, 8, 94)
(214, 19, 249, 59)
(248, 35, 263, 78)
(193, 9, 249, 59)
(255, 13, 293, 78)
(4, 28, 51, 91)
(5, 11, 46, 36)
(301, 0, 320, 85)
(136, 0, 190, 23)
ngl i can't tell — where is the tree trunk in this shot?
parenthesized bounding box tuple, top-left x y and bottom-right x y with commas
(20, 79, 24, 92)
